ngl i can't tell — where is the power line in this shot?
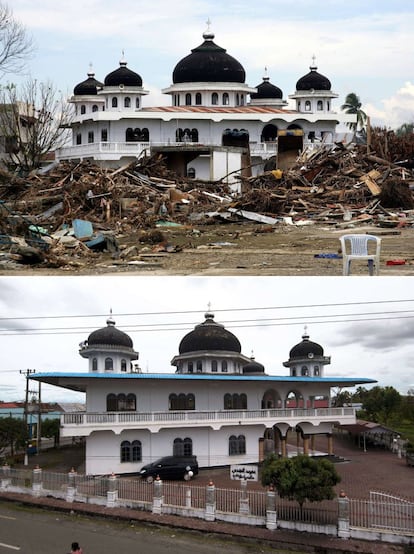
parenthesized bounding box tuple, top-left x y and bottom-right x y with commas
(0, 298, 413, 322)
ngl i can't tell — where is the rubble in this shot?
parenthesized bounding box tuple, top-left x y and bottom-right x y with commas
(0, 128, 413, 270)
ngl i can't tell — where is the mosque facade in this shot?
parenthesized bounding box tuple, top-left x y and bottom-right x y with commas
(32, 312, 375, 476)
(57, 25, 355, 183)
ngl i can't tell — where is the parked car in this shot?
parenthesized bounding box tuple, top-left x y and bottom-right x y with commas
(139, 455, 198, 483)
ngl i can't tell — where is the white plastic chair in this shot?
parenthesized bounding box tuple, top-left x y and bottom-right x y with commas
(340, 234, 381, 276)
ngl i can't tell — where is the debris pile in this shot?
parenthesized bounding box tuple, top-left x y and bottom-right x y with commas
(0, 127, 413, 268)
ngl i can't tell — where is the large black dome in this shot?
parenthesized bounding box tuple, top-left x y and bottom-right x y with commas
(104, 58, 143, 87)
(289, 331, 324, 359)
(251, 77, 283, 100)
(243, 357, 265, 374)
(88, 317, 133, 348)
(74, 69, 103, 95)
(296, 64, 331, 91)
(179, 312, 241, 354)
(172, 31, 245, 84)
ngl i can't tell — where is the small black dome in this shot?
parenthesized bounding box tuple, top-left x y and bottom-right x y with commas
(296, 63, 331, 91)
(173, 30, 245, 84)
(104, 57, 143, 87)
(74, 69, 103, 95)
(243, 357, 265, 374)
(251, 77, 283, 100)
(289, 331, 324, 359)
(179, 312, 241, 354)
(88, 317, 133, 348)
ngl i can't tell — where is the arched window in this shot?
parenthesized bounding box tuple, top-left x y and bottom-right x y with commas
(173, 437, 193, 456)
(124, 97, 131, 108)
(317, 100, 323, 111)
(141, 128, 149, 141)
(117, 393, 127, 410)
(187, 167, 196, 178)
(223, 93, 229, 105)
(126, 393, 136, 410)
(88, 131, 94, 143)
(120, 440, 142, 462)
(101, 128, 108, 142)
(240, 393, 247, 409)
(211, 360, 217, 372)
(126, 128, 134, 142)
(211, 92, 218, 105)
(169, 393, 195, 410)
(224, 393, 248, 409)
(185, 93, 192, 106)
(221, 360, 228, 373)
(169, 394, 178, 410)
(107, 393, 117, 411)
(121, 359, 127, 372)
(301, 366, 308, 376)
(305, 100, 311, 111)
(314, 366, 320, 376)
(187, 394, 195, 410)
(92, 104, 98, 112)
(136, 97, 140, 109)
(236, 93, 240, 106)
(190, 128, 198, 142)
(224, 393, 232, 410)
(178, 393, 186, 410)
(196, 360, 202, 373)
(229, 435, 246, 455)
(195, 93, 202, 105)
(188, 362, 193, 373)
(92, 358, 98, 371)
(292, 368, 297, 376)
(105, 357, 113, 371)
(76, 133, 82, 145)
(112, 97, 118, 108)
(80, 105, 86, 115)
(240, 94, 245, 106)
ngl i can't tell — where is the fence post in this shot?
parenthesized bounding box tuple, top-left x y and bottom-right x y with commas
(239, 479, 250, 515)
(266, 486, 277, 530)
(152, 477, 163, 514)
(337, 490, 350, 539)
(106, 473, 118, 508)
(0, 464, 11, 491)
(66, 467, 77, 503)
(32, 465, 42, 497)
(205, 480, 216, 522)
(185, 487, 192, 508)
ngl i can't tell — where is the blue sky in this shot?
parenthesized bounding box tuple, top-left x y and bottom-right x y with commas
(0, 276, 413, 403)
(10, 0, 414, 129)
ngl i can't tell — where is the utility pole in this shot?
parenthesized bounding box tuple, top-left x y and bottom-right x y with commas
(19, 369, 36, 465)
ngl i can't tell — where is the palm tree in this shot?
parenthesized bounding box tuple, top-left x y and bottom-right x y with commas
(341, 92, 367, 132)
(396, 122, 414, 136)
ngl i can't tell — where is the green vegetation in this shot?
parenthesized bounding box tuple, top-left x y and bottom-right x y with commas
(341, 92, 367, 132)
(261, 454, 340, 507)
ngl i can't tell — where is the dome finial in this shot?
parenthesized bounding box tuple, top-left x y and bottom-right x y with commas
(302, 325, 309, 340)
(203, 17, 214, 40)
(310, 54, 317, 71)
(263, 66, 270, 82)
(120, 50, 127, 67)
(205, 302, 214, 320)
(107, 308, 115, 327)
(88, 62, 95, 78)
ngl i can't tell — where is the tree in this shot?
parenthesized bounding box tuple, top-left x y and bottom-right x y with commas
(396, 122, 414, 136)
(261, 454, 340, 508)
(41, 418, 60, 447)
(0, 416, 28, 457)
(362, 386, 401, 424)
(0, 2, 34, 78)
(341, 92, 367, 133)
(0, 79, 72, 173)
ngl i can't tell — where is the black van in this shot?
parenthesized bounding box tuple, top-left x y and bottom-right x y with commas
(139, 455, 198, 483)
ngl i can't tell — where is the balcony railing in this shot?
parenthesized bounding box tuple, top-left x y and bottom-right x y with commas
(61, 407, 355, 435)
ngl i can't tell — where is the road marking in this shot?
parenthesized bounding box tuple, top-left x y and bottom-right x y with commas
(0, 542, 20, 550)
(0, 516, 16, 520)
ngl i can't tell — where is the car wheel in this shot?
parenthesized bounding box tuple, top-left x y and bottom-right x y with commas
(146, 475, 154, 484)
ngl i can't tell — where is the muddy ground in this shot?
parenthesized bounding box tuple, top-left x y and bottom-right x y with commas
(1, 221, 414, 276)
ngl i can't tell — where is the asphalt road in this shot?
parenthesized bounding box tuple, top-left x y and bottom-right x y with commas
(0, 501, 302, 554)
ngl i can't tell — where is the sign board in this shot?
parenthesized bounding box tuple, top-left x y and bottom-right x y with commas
(230, 464, 258, 481)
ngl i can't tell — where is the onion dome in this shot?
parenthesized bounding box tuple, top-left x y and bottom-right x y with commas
(87, 316, 133, 348)
(296, 59, 331, 91)
(73, 66, 103, 95)
(104, 54, 143, 87)
(243, 354, 265, 375)
(251, 73, 283, 100)
(289, 329, 324, 359)
(179, 311, 241, 354)
(172, 28, 246, 84)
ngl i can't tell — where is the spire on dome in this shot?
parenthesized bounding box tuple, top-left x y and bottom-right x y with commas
(263, 66, 270, 82)
(203, 17, 214, 40)
(87, 62, 95, 78)
(120, 50, 127, 67)
(302, 325, 309, 340)
(205, 302, 214, 320)
(310, 54, 317, 71)
(107, 308, 115, 327)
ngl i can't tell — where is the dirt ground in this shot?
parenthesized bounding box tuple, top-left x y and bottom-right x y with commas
(2, 222, 414, 276)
